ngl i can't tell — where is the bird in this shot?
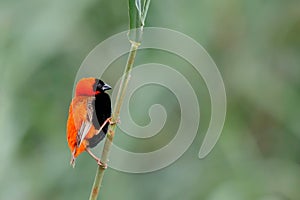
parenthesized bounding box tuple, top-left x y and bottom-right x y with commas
(66, 77, 112, 168)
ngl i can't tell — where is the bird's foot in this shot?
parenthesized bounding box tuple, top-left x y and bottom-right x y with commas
(97, 160, 107, 169)
(108, 117, 120, 125)
(86, 148, 107, 169)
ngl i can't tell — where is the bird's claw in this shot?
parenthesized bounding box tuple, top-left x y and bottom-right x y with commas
(97, 160, 107, 169)
(108, 117, 120, 125)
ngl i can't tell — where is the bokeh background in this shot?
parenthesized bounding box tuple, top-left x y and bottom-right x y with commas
(1, 0, 300, 199)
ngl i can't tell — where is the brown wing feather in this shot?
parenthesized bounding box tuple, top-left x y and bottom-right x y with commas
(72, 96, 95, 147)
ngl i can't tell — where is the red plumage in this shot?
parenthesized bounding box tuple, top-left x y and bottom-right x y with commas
(66, 77, 111, 168)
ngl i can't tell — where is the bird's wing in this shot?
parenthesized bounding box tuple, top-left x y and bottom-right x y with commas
(76, 98, 94, 147)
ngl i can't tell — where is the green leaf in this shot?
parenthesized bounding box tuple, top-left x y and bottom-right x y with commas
(135, 0, 151, 26)
(128, 0, 138, 30)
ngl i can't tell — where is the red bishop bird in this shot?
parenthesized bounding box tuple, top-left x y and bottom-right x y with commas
(66, 77, 112, 168)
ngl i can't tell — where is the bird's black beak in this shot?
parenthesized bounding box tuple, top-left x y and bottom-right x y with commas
(101, 83, 112, 91)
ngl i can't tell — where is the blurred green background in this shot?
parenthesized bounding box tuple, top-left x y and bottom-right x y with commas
(1, 0, 300, 199)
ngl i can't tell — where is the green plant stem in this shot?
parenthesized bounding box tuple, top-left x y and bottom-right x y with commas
(88, 41, 140, 200)
(89, 1, 150, 198)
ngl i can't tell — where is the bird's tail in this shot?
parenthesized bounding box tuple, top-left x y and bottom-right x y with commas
(70, 150, 76, 168)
